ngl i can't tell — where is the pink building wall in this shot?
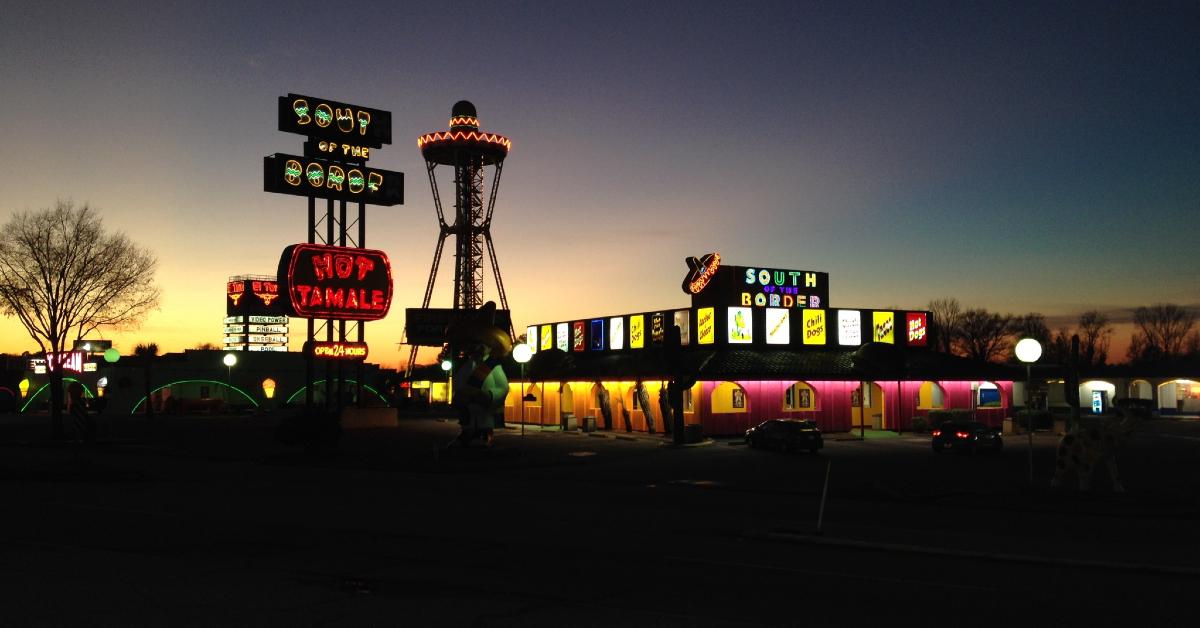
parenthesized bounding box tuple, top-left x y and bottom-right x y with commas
(697, 379, 1013, 436)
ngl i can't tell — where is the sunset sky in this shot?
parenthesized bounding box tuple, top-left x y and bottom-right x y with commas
(1, 1, 1196, 368)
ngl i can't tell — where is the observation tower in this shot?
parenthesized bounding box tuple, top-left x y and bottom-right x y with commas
(407, 101, 513, 372)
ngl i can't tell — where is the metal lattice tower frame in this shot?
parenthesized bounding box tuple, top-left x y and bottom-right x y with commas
(408, 102, 512, 374)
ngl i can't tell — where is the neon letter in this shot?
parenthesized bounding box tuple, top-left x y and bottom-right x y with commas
(357, 110, 371, 135)
(292, 99, 311, 125)
(367, 172, 383, 193)
(284, 160, 302, 186)
(354, 256, 375, 280)
(336, 107, 354, 133)
(305, 162, 324, 188)
(347, 169, 365, 194)
(326, 165, 345, 191)
(315, 103, 333, 128)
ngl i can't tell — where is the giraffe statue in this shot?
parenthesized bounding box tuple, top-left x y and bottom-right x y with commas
(1050, 408, 1138, 492)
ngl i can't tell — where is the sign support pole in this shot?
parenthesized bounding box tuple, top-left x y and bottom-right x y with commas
(357, 201, 366, 408)
(306, 195, 316, 410)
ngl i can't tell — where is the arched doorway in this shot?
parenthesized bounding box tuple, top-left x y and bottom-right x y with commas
(783, 381, 819, 412)
(852, 382, 885, 429)
(590, 383, 613, 430)
(1157, 379, 1200, 414)
(917, 381, 946, 410)
(1129, 379, 1153, 400)
(559, 383, 575, 425)
(711, 381, 749, 413)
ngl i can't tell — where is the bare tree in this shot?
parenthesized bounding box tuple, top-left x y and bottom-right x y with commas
(1076, 310, 1112, 367)
(955, 309, 1012, 362)
(192, 342, 222, 351)
(1128, 303, 1197, 363)
(1008, 313, 1051, 347)
(0, 201, 159, 438)
(926, 297, 963, 354)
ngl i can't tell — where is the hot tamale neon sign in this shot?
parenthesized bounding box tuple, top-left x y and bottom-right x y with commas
(277, 243, 392, 321)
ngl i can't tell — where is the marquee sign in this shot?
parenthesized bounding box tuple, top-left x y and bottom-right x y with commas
(687, 256, 830, 311)
(227, 278, 282, 316)
(263, 153, 403, 206)
(304, 340, 369, 360)
(278, 94, 392, 148)
(277, 243, 392, 321)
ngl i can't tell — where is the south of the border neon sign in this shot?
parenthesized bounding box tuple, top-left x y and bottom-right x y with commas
(277, 243, 393, 321)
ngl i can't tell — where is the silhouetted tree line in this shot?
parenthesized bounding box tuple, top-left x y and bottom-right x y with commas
(925, 297, 1199, 366)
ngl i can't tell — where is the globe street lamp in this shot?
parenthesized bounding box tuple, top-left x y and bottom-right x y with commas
(512, 343, 533, 436)
(223, 353, 238, 403)
(1015, 337, 1042, 485)
(440, 359, 453, 406)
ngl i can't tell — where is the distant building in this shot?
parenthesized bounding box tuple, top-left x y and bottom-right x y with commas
(224, 275, 288, 352)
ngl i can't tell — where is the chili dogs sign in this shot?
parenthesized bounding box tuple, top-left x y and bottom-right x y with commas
(276, 243, 392, 320)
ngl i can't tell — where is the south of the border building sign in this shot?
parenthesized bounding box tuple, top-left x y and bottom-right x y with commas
(263, 153, 403, 206)
(277, 243, 393, 321)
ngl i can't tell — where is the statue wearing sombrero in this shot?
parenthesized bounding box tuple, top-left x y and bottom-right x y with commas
(444, 302, 512, 447)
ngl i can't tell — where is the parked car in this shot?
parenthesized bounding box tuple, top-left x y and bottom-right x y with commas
(745, 418, 823, 453)
(931, 421, 1002, 454)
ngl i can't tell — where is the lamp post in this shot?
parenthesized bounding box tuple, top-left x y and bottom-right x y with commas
(1015, 337, 1042, 485)
(440, 359, 453, 406)
(223, 353, 237, 403)
(512, 343, 533, 437)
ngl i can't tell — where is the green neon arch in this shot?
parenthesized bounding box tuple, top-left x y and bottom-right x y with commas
(130, 379, 259, 414)
(19, 378, 96, 413)
(284, 379, 389, 406)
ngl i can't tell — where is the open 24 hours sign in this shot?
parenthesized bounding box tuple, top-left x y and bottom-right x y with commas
(276, 243, 392, 321)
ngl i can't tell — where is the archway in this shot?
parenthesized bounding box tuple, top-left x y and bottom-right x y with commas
(711, 381, 749, 413)
(1128, 379, 1153, 400)
(1080, 380, 1117, 413)
(132, 379, 259, 414)
(1157, 379, 1200, 414)
(783, 381, 818, 411)
(851, 382, 885, 429)
(917, 381, 946, 410)
(20, 378, 96, 413)
(280, 379, 389, 407)
(559, 383, 575, 422)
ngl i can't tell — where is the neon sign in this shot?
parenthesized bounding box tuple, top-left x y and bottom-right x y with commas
(556, 323, 569, 352)
(741, 267, 824, 309)
(305, 139, 372, 161)
(572, 321, 585, 352)
(264, 153, 404, 206)
(727, 307, 752, 344)
(630, 315, 645, 349)
(278, 94, 392, 148)
(277, 243, 392, 321)
(873, 311, 895, 344)
(906, 312, 928, 347)
(609, 317, 624, 350)
(838, 310, 862, 346)
(803, 309, 826, 345)
(766, 308, 789, 345)
(682, 252, 721, 295)
(589, 319, 605, 351)
(305, 340, 369, 360)
(697, 307, 715, 345)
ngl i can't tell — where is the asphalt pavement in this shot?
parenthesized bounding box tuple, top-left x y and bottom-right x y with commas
(2, 411, 1198, 626)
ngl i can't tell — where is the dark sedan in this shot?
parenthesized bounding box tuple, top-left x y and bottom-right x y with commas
(931, 421, 1003, 454)
(745, 418, 824, 453)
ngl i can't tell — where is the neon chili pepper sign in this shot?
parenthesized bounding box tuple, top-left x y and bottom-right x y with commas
(277, 243, 393, 321)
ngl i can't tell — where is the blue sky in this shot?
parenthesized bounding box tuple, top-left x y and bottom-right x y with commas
(1, 1, 1196, 364)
